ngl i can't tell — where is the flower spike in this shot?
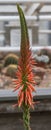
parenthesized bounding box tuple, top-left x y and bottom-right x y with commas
(13, 4, 36, 130)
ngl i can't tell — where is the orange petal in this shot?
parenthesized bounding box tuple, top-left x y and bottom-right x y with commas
(13, 85, 20, 92)
(26, 82, 36, 92)
(12, 104, 18, 107)
(27, 88, 33, 99)
(29, 84, 36, 92)
(18, 92, 24, 107)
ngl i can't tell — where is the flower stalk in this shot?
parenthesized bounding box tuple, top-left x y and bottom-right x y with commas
(14, 4, 36, 130)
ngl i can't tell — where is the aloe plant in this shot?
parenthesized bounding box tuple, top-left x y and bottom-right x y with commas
(13, 4, 36, 130)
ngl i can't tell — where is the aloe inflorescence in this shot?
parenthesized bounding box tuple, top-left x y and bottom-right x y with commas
(14, 4, 36, 130)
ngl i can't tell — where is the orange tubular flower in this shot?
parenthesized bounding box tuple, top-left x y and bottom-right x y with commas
(13, 4, 36, 109)
(13, 4, 36, 130)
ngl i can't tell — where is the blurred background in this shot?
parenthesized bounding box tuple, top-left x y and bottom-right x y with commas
(0, 0, 51, 90)
(0, 0, 51, 47)
(0, 0, 51, 89)
(0, 1, 51, 130)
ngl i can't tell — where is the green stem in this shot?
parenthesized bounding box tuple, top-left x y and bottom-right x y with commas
(23, 104, 31, 130)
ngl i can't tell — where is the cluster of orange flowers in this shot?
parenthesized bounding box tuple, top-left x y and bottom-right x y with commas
(13, 4, 36, 112)
(14, 48, 36, 108)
